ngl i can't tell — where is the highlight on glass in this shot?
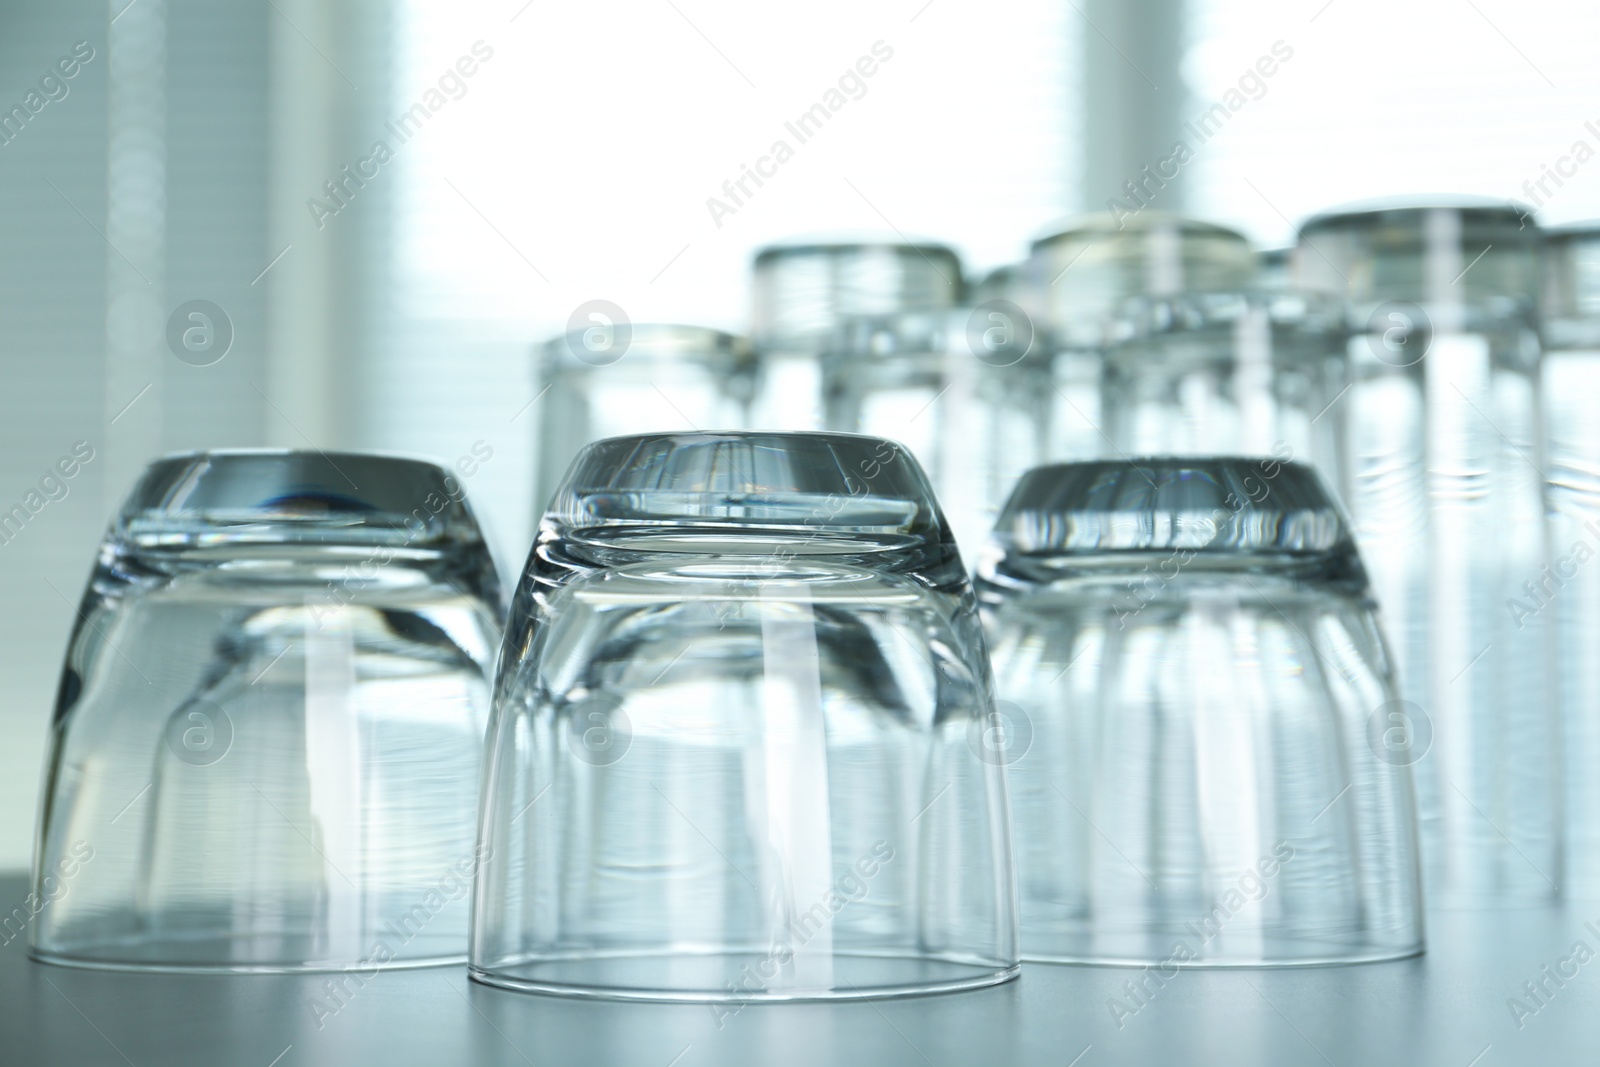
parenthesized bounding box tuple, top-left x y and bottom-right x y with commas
(471, 431, 1018, 1000)
(32, 450, 503, 972)
(977, 456, 1424, 966)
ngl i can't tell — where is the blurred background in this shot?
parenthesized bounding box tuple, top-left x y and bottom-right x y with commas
(2, 0, 1599, 870)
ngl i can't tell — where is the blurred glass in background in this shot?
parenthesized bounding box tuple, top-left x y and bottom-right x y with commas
(822, 307, 1049, 556)
(1296, 202, 1554, 902)
(1027, 213, 1258, 461)
(750, 239, 964, 432)
(1541, 223, 1600, 899)
(533, 324, 752, 519)
(1102, 289, 1349, 497)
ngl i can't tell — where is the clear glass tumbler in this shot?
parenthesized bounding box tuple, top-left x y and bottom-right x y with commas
(1027, 212, 1257, 462)
(750, 239, 963, 431)
(1297, 200, 1555, 904)
(1102, 290, 1351, 503)
(821, 308, 1050, 559)
(471, 431, 1018, 1000)
(1542, 223, 1600, 897)
(32, 450, 504, 971)
(977, 457, 1424, 965)
(535, 323, 752, 518)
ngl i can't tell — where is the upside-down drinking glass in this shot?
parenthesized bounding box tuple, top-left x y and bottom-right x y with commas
(750, 239, 964, 431)
(32, 450, 503, 971)
(471, 431, 1018, 1000)
(1102, 290, 1351, 503)
(976, 457, 1424, 965)
(1028, 212, 1257, 461)
(1296, 200, 1554, 904)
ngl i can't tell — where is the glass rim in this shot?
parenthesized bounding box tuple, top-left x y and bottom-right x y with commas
(989, 456, 1354, 557)
(466, 960, 1021, 1002)
(752, 237, 961, 266)
(1028, 209, 1251, 253)
(1298, 194, 1531, 230)
(1295, 199, 1541, 305)
(539, 323, 749, 372)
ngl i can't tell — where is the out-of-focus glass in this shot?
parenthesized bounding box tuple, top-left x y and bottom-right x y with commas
(1542, 223, 1600, 898)
(32, 451, 503, 972)
(977, 457, 1424, 965)
(749, 239, 963, 431)
(472, 431, 1018, 1000)
(822, 308, 1050, 558)
(972, 263, 1032, 311)
(1028, 212, 1256, 461)
(535, 324, 751, 518)
(1296, 200, 1554, 903)
(1257, 248, 1292, 290)
(1103, 291, 1351, 502)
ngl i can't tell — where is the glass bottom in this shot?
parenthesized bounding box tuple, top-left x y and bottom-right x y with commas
(470, 948, 1020, 1001)
(30, 929, 467, 974)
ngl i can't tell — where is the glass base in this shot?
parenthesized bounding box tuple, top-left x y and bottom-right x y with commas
(470, 949, 1020, 1001)
(31, 930, 467, 974)
(1021, 925, 1424, 968)
(1024, 946, 1424, 968)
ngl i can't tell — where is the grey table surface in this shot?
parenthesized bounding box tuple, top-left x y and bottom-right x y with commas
(1, 872, 1596, 1067)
